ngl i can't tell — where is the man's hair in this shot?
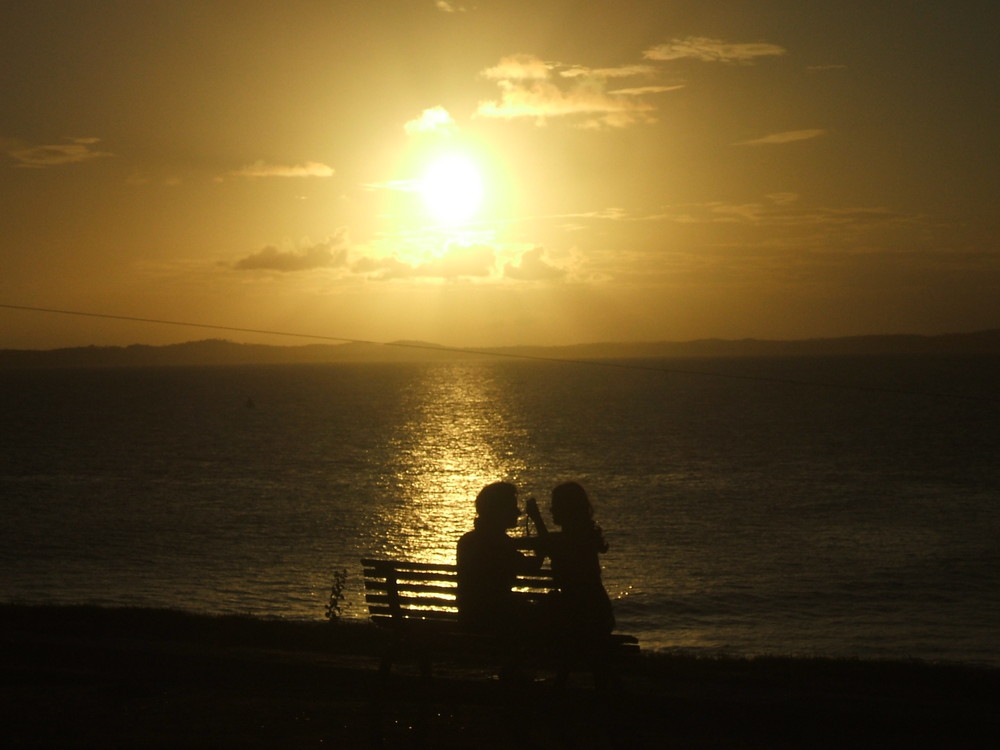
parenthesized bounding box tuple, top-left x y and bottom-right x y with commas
(475, 481, 517, 518)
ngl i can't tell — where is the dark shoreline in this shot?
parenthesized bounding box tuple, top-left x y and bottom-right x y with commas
(3, 603, 997, 748)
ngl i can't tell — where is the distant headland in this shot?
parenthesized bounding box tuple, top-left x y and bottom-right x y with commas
(1, 330, 999, 368)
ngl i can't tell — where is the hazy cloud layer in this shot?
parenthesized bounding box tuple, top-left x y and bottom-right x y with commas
(655, 195, 906, 231)
(609, 85, 685, 96)
(356, 243, 496, 280)
(347, 243, 576, 284)
(476, 54, 662, 128)
(474, 35, 782, 129)
(504, 246, 567, 281)
(561, 64, 656, 79)
(231, 161, 334, 178)
(736, 129, 826, 146)
(234, 235, 348, 272)
(482, 54, 553, 81)
(417, 243, 495, 277)
(404, 106, 458, 136)
(6, 137, 112, 168)
(644, 37, 787, 63)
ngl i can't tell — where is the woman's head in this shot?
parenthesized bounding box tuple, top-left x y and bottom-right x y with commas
(475, 481, 519, 530)
(550, 481, 593, 529)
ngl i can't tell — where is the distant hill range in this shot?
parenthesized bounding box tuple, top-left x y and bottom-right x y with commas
(1, 329, 999, 368)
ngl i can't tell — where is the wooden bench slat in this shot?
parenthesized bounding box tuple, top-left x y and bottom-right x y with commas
(361, 559, 457, 573)
(364, 580, 456, 594)
(363, 578, 456, 590)
(364, 592, 550, 607)
(364, 590, 551, 604)
(364, 571, 554, 589)
(364, 573, 554, 587)
(362, 559, 554, 582)
(365, 593, 456, 607)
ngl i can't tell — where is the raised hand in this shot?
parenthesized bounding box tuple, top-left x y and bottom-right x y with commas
(524, 497, 547, 534)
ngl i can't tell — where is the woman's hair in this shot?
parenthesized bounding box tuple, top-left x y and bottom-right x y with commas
(550, 481, 593, 529)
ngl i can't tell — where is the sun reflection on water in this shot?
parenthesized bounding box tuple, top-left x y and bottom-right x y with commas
(376, 363, 528, 564)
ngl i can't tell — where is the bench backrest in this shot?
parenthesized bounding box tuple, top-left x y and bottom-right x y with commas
(361, 558, 555, 625)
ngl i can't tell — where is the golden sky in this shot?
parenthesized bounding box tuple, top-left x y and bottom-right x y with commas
(2, 1, 998, 349)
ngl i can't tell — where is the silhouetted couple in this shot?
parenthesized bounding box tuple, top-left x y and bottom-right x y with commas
(456, 481, 615, 676)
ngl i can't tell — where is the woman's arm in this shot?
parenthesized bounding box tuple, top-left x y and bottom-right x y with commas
(508, 497, 548, 568)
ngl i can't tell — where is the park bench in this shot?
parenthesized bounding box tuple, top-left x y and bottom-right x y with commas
(361, 557, 639, 688)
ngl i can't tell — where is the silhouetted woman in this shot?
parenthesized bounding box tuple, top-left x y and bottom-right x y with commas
(527, 481, 615, 639)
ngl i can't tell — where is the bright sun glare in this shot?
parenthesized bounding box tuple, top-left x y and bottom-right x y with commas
(419, 154, 484, 224)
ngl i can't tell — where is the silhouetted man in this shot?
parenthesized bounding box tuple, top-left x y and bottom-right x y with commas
(456, 481, 541, 632)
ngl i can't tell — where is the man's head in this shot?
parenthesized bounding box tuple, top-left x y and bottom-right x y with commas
(475, 481, 519, 530)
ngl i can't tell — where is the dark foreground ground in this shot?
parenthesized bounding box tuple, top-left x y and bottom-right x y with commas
(2, 604, 997, 749)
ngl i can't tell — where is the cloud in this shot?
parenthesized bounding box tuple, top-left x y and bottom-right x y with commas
(735, 129, 826, 146)
(276, 239, 569, 285)
(7, 137, 113, 167)
(655, 197, 905, 230)
(609, 85, 685, 96)
(766, 192, 801, 206)
(482, 53, 553, 81)
(231, 160, 334, 178)
(434, 0, 469, 11)
(476, 54, 663, 128)
(234, 234, 348, 272)
(504, 247, 567, 281)
(560, 64, 656, 79)
(357, 243, 496, 280)
(404, 106, 458, 136)
(560, 207, 631, 223)
(644, 37, 786, 63)
(420, 243, 495, 277)
(351, 255, 412, 279)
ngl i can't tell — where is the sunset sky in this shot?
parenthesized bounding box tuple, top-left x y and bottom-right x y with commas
(2, 1, 998, 350)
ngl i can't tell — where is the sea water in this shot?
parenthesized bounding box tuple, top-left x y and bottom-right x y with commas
(1, 355, 998, 666)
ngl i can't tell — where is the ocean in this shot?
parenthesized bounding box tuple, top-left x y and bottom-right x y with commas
(2, 355, 998, 667)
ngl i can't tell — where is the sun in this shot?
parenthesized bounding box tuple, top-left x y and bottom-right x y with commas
(418, 153, 484, 224)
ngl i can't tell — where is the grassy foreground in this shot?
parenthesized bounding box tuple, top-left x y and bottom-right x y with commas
(2, 603, 997, 748)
